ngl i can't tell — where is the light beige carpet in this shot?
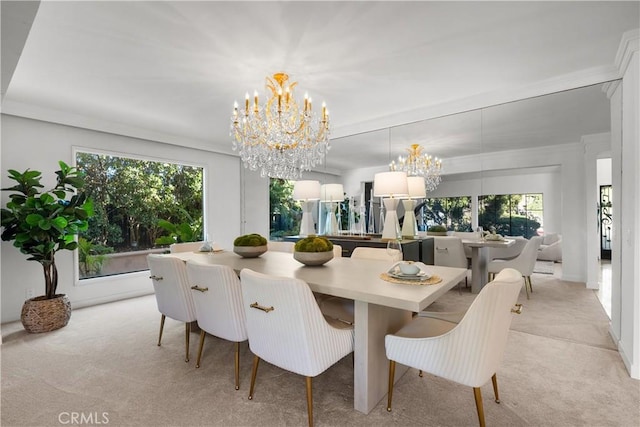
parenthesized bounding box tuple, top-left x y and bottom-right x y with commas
(2, 272, 639, 426)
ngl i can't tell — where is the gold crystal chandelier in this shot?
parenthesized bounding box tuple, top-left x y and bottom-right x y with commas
(389, 143, 442, 192)
(231, 72, 330, 180)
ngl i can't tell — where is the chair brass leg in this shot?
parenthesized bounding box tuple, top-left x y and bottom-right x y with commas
(195, 330, 206, 368)
(523, 277, 530, 300)
(491, 373, 500, 403)
(185, 322, 191, 362)
(234, 342, 240, 390)
(418, 370, 423, 378)
(157, 314, 165, 346)
(305, 376, 314, 427)
(526, 275, 533, 293)
(248, 355, 260, 400)
(473, 387, 486, 427)
(387, 360, 396, 412)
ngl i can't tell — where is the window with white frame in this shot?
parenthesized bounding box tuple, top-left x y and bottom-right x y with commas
(75, 150, 203, 279)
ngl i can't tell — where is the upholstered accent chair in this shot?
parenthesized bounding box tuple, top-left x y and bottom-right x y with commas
(318, 246, 398, 325)
(147, 254, 198, 362)
(267, 240, 295, 253)
(433, 236, 469, 289)
(488, 236, 543, 299)
(169, 241, 205, 253)
(385, 268, 523, 427)
(351, 246, 401, 261)
(488, 236, 527, 262)
(186, 261, 248, 389)
(451, 230, 480, 259)
(239, 269, 354, 427)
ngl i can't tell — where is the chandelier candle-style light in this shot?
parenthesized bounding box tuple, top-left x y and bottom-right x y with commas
(231, 72, 330, 180)
(389, 143, 442, 192)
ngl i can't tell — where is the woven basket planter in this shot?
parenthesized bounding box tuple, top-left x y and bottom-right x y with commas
(21, 294, 71, 333)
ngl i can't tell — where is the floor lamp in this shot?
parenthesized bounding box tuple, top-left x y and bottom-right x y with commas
(321, 183, 344, 236)
(293, 180, 321, 237)
(374, 171, 408, 241)
(401, 176, 427, 238)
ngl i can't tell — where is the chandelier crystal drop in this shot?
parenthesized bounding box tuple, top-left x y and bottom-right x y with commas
(230, 72, 330, 180)
(389, 144, 442, 192)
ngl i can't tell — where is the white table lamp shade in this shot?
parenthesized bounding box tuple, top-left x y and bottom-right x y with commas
(374, 171, 408, 197)
(320, 183, 344, 202)
(407, 176, 426, 199)
(293, 180, 321, 201)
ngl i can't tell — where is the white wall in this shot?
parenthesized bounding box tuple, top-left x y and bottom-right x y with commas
(616, 36, 639, 379)
(1, 115, 242, 323)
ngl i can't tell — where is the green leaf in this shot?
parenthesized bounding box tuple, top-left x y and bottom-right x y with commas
(51, 216, 68, 231)
(26, 214, 44, 226)
(39, 193, 55, 204)
(38, 218, 52, 230)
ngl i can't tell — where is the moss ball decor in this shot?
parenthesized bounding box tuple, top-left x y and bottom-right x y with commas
(293, 236, 334, 266)
(233, 233, 267, 258)
(233, 233, 267, 247)
(294, 236, 333, 252)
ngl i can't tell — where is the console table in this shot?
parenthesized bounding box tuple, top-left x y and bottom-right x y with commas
(283, 235, 434, 264)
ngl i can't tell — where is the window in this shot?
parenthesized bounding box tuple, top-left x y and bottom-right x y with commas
(420, 196, 472, 231)
(75, 150, 204, 279)
(269, 178, 301, 239)
(478, 193, 542, 238)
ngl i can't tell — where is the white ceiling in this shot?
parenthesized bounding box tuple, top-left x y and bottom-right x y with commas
(2, 1, 638, 174)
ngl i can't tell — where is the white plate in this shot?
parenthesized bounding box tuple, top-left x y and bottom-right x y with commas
(389, 271, 431, 281)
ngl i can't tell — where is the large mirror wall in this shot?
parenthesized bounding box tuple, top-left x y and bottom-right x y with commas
(324, 81, 615, 234)
(329, 81, 613, 177)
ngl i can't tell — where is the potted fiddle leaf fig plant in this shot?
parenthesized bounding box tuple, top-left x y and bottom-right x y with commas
(1, 161, 94, 333)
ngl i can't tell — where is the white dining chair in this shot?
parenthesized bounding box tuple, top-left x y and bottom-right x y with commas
(267, 240, 295, 253)
(351, 246, 400, 262)
(488, 236, 543, 299)
(488, 236, 527, 261)
(318, 245, 398, 325)
(239, 268, 354, 427)
(385, 268, 523, 427)
(147, 254, 197, 362)
(433, 236, 468, 290)
(332, 244, 343, 258)
(169, 241, 205, 253)
(451, 230, 478, 259)
(186, 260, 248, 389)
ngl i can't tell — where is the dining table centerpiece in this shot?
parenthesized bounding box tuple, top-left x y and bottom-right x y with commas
(233, 233, 267, 258)
(293, 235, 334, 266)
(426, 225, 448, 236)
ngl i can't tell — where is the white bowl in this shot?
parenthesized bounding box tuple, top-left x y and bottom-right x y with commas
(293, 250, 334, 266)
(399, 262, 420, 275)
(233, 245, 267, 258)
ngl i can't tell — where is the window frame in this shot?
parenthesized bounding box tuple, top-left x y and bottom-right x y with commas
(72, 146, 207, 286)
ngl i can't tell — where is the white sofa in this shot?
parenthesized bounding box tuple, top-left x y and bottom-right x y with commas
(537, 233, 562, 262)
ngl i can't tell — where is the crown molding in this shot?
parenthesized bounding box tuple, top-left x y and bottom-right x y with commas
(332, 65, 620, 140)
(614, 29, 639, 76)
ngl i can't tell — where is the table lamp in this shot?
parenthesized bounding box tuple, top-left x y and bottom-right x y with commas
(320, 183, 344, 235)
(373, 171, 408, 240)
(401, 176, 426, 238)
(293, 180, 321, 237)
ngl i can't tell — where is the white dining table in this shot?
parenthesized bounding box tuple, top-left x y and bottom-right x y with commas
(167, 250, 467, 414)
(462, 238, 515, 294)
